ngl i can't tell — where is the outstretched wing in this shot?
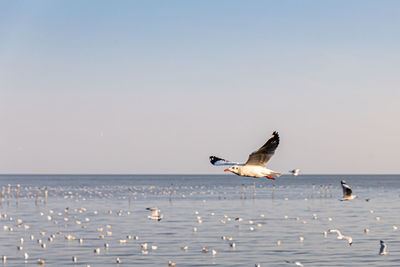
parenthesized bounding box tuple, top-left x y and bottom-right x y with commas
(209, 156, 244, 166)
(342, 184, 352, 198)
(379, 241, 387, 255)
(245, 131, 279, 167)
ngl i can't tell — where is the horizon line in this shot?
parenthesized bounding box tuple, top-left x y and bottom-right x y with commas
(0, 173, 399, 176)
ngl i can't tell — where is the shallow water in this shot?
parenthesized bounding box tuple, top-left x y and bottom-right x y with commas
(0, 174, 399, 266)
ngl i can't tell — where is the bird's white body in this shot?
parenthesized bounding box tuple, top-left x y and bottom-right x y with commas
(227, 165, 281, 178)
(341, 195, 357, 201)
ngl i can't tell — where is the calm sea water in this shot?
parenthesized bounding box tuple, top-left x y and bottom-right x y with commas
(0, 174, 399, 266)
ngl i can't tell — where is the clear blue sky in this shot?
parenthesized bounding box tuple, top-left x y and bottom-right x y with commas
(1, 1, 399, 174)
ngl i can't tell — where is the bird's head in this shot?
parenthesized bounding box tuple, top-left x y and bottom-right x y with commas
(224, 166, 239, 174)
(341, 180, 346, 185)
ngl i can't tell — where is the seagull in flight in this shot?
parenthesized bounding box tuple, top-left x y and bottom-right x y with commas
(328, 229, 353, 245)
(146, 208, 163, 221)
(289, 169, 300, 176)
(379, 240, 388, 255)
(210, 131, 281, 180)
(340, 180, 357, 201)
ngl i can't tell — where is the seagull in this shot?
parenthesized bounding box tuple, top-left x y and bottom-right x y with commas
(340, 180, 357, 200)
(285, 260, 304, 267)
(210, 131, 281, 179)
(289, 169, 300, 176)
(146, 208, 163, 221)
(328, 229, 353, 245)
(379, 240, 388, 255)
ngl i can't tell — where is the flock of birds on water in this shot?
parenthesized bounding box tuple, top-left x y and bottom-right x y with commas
(0, 131, 396, 266)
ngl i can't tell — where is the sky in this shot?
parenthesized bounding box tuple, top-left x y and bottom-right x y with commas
(1, 1, 400, 174)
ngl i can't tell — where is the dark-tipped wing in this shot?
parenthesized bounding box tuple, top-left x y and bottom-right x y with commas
(379, 241, 387, 254)
(342, 184, 352, 198)
(245, 131, 280, 167)
(209, 156, 244, 166)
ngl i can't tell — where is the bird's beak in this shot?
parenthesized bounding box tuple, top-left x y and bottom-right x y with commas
(224, 169, 230, 172)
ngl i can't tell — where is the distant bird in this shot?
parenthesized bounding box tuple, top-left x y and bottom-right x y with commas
(289, 169, 300, 176)
(340, 180, 357, 200)
(379, 240, 388, 255)
(328, 229, 353, 245)
(285, 260, 304, 267)
(210, 131, 281, 179)
(146, 208, 163, 221)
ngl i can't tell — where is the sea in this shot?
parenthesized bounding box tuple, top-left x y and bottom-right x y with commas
(0, 174, 398, 266)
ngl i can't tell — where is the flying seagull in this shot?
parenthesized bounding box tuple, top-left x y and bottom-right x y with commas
(328, 229, 353, 246)
(340, 180, 357, 201)
(210, 131, 281, 179)
(146, 208, 163, 221)
(289, 169, 300, 176)
(379, 240, 388, 255)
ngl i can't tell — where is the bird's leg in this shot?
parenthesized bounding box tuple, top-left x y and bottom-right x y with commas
(265, 176, 275, 180)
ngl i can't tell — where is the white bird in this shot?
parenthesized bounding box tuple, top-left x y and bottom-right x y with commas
(146, 208, 163, 221)
(328, 229, 353, 245)
(285, 260, 304, 267)
(289, 169, 300, 176)
(210, 131, 281, 179)
(379, 240, 388, 255)
(340, 180, 357, 200)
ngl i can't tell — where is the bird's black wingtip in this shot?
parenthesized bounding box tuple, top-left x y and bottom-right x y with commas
(209, 156, 223, 165)
(271, 131, 280, 143)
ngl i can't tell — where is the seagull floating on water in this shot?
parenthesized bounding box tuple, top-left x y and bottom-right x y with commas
(340, 180, 357, 201)
(210, 131, 281, 179)
(285, 260, 304, 267)
(146, 208, 163, 221)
